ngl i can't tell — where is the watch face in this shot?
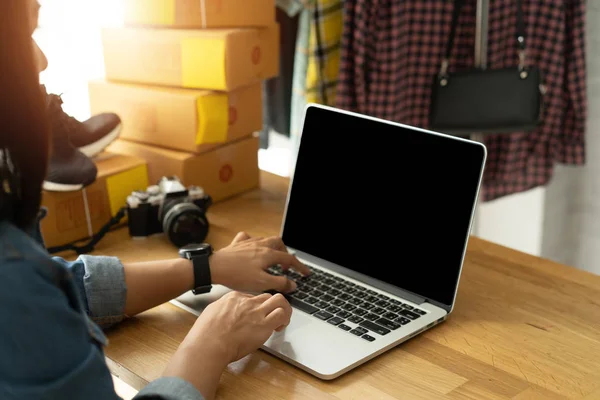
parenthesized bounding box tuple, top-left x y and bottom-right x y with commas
(179, 243, 212, 256)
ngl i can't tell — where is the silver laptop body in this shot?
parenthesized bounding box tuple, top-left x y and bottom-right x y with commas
(173, 104, 487, 380)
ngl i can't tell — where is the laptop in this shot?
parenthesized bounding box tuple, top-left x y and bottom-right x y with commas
(172, 103, 487, 380)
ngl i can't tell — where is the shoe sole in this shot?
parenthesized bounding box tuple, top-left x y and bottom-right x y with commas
(42, 180, 84, 192)
(79, 124, 122, 158)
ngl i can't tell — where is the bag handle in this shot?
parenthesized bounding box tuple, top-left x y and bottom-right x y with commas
(439, 0, 528, 80)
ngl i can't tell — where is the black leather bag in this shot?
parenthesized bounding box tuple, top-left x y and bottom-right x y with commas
(429, 0, 545, 136)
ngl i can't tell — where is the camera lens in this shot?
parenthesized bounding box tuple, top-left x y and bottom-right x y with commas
(162, 203, 209, 247)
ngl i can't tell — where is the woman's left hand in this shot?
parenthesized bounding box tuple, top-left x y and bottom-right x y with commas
(209, 232, 311, 294)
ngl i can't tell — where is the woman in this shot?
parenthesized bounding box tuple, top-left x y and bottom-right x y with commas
(0, 1, 308, 399)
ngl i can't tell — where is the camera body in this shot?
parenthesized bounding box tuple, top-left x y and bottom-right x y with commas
(127, 176, 212, 247)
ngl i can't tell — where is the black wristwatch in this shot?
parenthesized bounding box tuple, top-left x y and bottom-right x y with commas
(179, 243, 213, 295)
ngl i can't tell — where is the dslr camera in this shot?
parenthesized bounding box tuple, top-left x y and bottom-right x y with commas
(127, 176, 212, 247)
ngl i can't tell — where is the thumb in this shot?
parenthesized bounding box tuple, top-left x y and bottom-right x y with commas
(265, 274, 297, 293)
(232, 231, 251, 244)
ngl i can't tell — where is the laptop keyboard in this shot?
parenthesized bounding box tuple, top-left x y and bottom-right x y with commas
(266, 265, 428, 342)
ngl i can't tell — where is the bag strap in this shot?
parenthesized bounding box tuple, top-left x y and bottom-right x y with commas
(439, 0, 528, 78)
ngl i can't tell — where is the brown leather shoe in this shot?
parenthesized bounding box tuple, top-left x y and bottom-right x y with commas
(46, 92, 121, 158)
(44, 91, 98, 192)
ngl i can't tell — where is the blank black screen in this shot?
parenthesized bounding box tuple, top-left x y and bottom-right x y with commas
(282, 106, 486, 307)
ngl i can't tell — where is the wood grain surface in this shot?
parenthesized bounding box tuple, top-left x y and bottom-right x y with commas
(79, 172, 600, 399)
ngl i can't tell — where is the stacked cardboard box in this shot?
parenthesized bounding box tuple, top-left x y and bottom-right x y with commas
(96, 0, 279, 203)
(41, 153, 149, 248)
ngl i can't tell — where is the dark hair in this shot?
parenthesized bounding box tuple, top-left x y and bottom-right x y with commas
(0, 0, 49, 229)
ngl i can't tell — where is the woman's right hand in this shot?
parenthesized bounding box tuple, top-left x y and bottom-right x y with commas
(163, 291, 293, 400)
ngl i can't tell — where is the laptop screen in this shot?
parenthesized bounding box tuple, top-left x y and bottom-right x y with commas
(282, 105, 486, 307)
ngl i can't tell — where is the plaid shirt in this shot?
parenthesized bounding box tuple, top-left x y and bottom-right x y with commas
(305, 0, 344, 105)
(337, 0, 587, 201)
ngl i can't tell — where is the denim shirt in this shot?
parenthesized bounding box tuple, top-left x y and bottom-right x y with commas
(0, 210, 205, 400)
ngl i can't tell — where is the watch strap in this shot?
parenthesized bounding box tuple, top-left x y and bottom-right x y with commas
(188, 253, 212, 295)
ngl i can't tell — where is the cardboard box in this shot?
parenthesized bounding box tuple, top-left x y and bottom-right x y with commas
(123, 0, 275, 28)
(88, 80, 262, 153)
(107, 135, 259, 203)
(41, 154, 149, 249)
(102, 26, 279, 91)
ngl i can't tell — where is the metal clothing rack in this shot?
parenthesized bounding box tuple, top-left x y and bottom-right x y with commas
(470, 0, 489, 235)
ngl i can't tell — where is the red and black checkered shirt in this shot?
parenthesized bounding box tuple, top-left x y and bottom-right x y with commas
(336, 0, 587, 201)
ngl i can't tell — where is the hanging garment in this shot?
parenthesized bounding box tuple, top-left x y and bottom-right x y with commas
(261, 6, 299, 142)
(305, 0, 344, 105)
(290, 9, 311, 151)
(337, 0, 587, 202)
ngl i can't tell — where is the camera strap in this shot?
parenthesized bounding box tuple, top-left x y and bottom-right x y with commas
(46, 207, 127, 255)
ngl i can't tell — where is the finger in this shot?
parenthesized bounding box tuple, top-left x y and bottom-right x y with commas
(264, 273, 297, 293)
(267, 251, 311, 276)
(232, 231, 251, 244)
(251, 293, 273, 303)
(257, 236, 288, 252)
(259, 293, 292, 316)
(264, 307, 292, 331)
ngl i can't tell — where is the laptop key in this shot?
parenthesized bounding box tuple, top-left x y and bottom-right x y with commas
(342, 303, 356, 312)
(292, 292, 309, 300)
(353, 308, 368, 316)
(399, 309, 420, 320)
(359, 321, 391, 336)
(387, 305, 402, 313)
(402, 304, 414, 311)
(328, 289, 341, 297)
(375, 318, 402, 330)
(366, 290, 378, 295)
(314, 311, 333, 320)
(345, 287, 358, 294)
(382, 312, 398, 320)
(315, 301, 329, 309)
(372, 307, 386, 315)
(337, 310, 352, 318)
(375, 300, 390, 308)
(332, 299, 345, 307)
(325, 306, 341, 314)
(365, 295, 379, 303)
(327, 317, 344, 326)
(321, 294, 334, 302)
(365, 313, 379, 321)
(377, 294, 390, 300)
(286, 296, 319, 315)
(348, 315, 364, 324)
(413, 308, 427, 315)
(354, 291, 367, 298)
(311, 290, 324, 298)
(349, 327, 368, 336)
(338, 324, 352, 331)
(349, 298, 363, 306)
(389, 299, 401, 305)
(362, 334, 376, 342)
(305, 296, 318, 304)
(361, 303, 375, 310)
(395, 317, 411, 325)
(339, 293, 352, 301)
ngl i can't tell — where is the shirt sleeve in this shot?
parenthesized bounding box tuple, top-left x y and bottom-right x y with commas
(52, 255, 128, 328)
(563, 0, 587, 151)
(134, 377, 206, 400)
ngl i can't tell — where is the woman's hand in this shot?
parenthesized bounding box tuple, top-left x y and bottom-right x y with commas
(210, 232, 311, 293)
(163, 291, 293, 400)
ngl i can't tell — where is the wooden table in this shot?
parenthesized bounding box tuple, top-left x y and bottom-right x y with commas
(86, 171, 600, 399)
